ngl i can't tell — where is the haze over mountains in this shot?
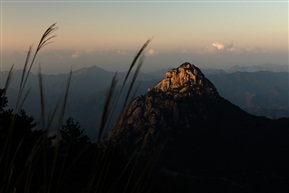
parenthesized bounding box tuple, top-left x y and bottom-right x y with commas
(1, 63, 288, 137)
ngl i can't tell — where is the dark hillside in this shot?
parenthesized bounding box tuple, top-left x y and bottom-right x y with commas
(107, 63, 289, 193)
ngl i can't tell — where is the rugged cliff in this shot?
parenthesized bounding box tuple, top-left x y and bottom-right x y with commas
(106, 62, 289, 193)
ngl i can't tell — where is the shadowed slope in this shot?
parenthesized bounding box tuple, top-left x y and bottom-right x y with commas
(106, 62, 289, 193)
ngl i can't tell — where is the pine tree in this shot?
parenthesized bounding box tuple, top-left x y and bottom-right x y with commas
(60, 117, 90, 153)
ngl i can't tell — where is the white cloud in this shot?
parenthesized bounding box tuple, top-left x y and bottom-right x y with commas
(146, 48, 157, 56)
(199, 41, 269, 55)
(71, 51, 82, 59)
(200, 41, 247, 54)
(212, 42, 225, 50)
(199, 44, 218, 54)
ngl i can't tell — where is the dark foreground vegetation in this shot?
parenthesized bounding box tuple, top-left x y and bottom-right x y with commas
(1, 24, 289, 193)
(0, 91, 147, 193)
(0, 23, 155, 193)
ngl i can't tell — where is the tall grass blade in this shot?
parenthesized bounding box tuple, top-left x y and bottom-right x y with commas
(0, 64, 13, 111)
(122, 38, 152, 88)
(18, 88, 31, 113)
(110, 38, 152, 134)
(46, 98, 61, 131)
(19, 46, 32, 91)
(21, 23, 57, 106)
(14, 23, 58, 115)
(106, 38, 152, 127)
(98, 73, 117, 142)
(48, 69, 71, 193)
(57, 69, 72, 131)
(14, 46, 32, 114)
(38, 65, 46, 129)
(3, 139, 24, 192)
(4, 64, 14, 92)
(122, 54, 144, 110)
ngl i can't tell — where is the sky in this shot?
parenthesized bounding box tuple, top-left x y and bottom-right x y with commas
(1, 0, 288, 74)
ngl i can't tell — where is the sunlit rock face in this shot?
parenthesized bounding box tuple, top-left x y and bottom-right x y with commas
(107, 62, 248, 156)
(152, 62, 218, 97)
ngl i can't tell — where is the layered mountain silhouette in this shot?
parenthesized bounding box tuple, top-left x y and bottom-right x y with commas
(207, 71, 289, 118)
(1, 64, 288, 138)
(106, 62, 289, 193)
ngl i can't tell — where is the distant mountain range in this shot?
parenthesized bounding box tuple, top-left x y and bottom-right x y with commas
(226, 63, 289, 73)
(1, 63, 288, 137)
(207, 71, 289, 118)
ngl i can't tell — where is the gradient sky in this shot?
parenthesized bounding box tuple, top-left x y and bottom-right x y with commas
(1, 1, 288, 73)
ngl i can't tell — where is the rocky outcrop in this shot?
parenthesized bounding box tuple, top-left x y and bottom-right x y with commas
(151, 62, 218, 97)
(105, 62, 289, 193)
(107, 62, 249, 155)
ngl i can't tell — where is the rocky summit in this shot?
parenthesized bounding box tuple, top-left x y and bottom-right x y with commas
(107, 62, 250, 155)
(106, 62, 289, 193)
(151, 62, 218, 97)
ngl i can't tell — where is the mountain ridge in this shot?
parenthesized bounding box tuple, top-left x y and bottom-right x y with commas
(106, 62, 289, 192)
(107, 62, 253, 157)
(1, 64, 288, 138)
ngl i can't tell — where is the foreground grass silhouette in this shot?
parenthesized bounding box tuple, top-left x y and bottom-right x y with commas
(0, 23, 155, 193)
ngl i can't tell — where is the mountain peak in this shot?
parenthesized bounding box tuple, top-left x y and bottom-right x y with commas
(105, 62, 289, 192)
(150, 62, 218, 97)
(107, 63, 229, 155)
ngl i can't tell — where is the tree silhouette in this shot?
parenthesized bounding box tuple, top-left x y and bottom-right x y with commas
(0, 88, 54, 192)
(60, 117, 90, 156)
